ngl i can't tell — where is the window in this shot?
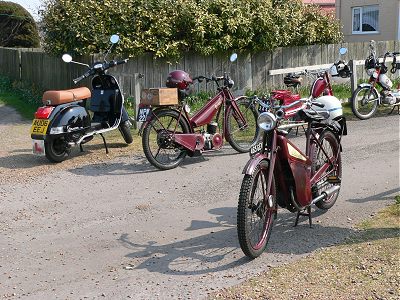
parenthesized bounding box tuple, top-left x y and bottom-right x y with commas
(352, 5, 379, 34)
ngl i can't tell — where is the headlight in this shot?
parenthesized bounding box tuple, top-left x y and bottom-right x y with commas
(257, 112, 276, 131)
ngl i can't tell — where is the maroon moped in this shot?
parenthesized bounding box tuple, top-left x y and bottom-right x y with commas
(237, 96, 347, 259)
(138, 63, 259, 170)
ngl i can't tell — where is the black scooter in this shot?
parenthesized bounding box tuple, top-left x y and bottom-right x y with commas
(31, 34, 133, 162)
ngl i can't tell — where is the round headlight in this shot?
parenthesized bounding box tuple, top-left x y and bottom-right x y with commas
(257, 112, 277, 131)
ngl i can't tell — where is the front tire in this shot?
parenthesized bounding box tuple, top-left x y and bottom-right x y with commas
(119, 120, 133, 144)
(227, 98, 259, 153)
(351, 86, 379, 120)
(311, 130, 341, 210)
(237, 160, 276, 259)
(142, 109, 190, 170)
(45, 137, 70, 163)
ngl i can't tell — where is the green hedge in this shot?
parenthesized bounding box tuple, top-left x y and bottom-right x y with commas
(40, 0, 342, 59)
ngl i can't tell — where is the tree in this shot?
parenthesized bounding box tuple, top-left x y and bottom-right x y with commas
(0, 1, 40, 47)
(40, 0, 342, 59)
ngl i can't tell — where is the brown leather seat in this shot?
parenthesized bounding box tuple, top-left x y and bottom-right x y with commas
(42, 87, 91, 105)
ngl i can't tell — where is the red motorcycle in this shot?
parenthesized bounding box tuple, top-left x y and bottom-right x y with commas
(138, 55, 259, 170)
(258, 73, 304, 118)
(256, 48, 351, 132)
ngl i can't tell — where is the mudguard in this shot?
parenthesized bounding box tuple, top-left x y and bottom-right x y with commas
(242, 153, 269, 175)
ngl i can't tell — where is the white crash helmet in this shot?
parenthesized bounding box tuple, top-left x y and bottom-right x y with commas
(313, 95, 343, 121)
(330, 60, 351, 84)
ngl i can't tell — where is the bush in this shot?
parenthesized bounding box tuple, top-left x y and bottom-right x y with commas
(0, 1, 40, 47)
(40, 0, 342, 59)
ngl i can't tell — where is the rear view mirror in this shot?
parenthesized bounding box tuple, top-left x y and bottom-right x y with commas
(339, 48, 348, 55)
(110, 34, 120, 44)
(62, 54, 72, 63)
(230, 53, 238, 62)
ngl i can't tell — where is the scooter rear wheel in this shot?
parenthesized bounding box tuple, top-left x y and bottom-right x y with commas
(142, 109, 190, 170)
(45, 137, 70, 163)
(237, 160, 276, 259)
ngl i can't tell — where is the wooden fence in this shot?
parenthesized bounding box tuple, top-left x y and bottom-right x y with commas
(1, 40, 399, 101)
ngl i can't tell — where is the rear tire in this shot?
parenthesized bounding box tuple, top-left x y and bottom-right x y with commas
(351, 86, 379, 120)
(311, 130, 341, 210)
(45, 137, 70, 163)
(237, 160, 276, 259)
(119, 120, 133, 144)
(142, 109, 190, 170)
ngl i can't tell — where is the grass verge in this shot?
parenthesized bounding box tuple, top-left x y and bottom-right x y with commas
(210, 196, 400, 300)
(0, 76, 42, 119)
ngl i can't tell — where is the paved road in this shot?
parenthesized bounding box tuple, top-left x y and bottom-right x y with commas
(0, 115, 399, 299)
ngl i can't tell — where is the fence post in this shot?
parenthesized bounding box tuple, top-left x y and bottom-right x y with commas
(349, 59, 357, 93)
(132, 73, 143, 129)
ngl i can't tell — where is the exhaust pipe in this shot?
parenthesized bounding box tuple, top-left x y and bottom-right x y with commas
(311, 185, 341, 205)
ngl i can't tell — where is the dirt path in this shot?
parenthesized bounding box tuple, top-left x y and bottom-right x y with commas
(0, 104, 399, 299)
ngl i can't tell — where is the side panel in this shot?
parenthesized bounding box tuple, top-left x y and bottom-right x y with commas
(190, 94, 223, 127)
(277, 136, 312, 207)
(51, 105, 90, 131)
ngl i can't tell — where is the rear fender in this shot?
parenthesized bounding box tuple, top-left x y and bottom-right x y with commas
(242, 153, 269, 175)
(138, 107, 189, 136)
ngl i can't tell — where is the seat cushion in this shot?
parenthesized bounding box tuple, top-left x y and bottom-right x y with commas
(42, 87, 91, 105)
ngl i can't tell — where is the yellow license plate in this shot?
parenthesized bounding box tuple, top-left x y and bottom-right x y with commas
(31, 119, 50, 135)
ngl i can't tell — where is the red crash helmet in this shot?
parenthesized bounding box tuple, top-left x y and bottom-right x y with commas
(166, 70, 193, 90)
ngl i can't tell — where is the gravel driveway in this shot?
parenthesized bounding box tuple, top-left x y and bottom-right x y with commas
(0, 104, 399, 299)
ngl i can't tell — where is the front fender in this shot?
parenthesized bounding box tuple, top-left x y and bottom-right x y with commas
(242, 153, 269, 175)
(358, 83, 372, 88)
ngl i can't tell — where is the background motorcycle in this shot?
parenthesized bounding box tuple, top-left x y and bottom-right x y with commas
(31, 34, 132, 163)
(256, 47, 351, 130)
(138, 54, 259, 170)
(351, 40, 400, 120)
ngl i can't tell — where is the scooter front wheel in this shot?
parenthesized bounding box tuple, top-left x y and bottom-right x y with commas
(237, 160, 276, 259)
(142, 109, 190, 170)
(119, 120, 133, 144)
(45, 137, 70, 163)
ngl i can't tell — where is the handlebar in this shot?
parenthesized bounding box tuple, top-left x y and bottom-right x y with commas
(73, 58, 129, 84)
(252, 95, 325, 118)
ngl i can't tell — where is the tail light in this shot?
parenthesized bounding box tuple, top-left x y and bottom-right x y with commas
(34, 106, 54, 119)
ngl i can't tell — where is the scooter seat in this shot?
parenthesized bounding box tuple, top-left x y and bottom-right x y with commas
(42, 87, 91, 105)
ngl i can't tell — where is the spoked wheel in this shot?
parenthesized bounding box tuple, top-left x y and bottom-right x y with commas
(45, 137, 70, 163)
(142, 109, 190, 170)
(351, 86, 379, 120)
(311, 130, 341, 209)
(227, 98, 259, 153)
(237, 160, 276, 259)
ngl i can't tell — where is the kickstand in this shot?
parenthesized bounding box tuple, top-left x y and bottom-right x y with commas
(80, 143, 84, 152)
(388, 104, 400, 115)
(294, 206, 312, 228)
(100, 133, 109, 154)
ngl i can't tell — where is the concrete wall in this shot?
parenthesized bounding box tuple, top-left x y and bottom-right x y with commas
(336, 0, 400, 42)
